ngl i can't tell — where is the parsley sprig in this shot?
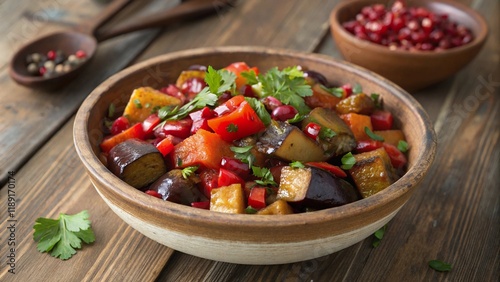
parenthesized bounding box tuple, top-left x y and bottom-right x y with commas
(242, 66, 313, 115)
(231, 146, 256, 168)
(252, 166, 277, 186)
(33, 210, 95, 260)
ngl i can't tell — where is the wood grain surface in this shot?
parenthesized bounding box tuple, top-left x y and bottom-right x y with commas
(1, 0, 498, 281)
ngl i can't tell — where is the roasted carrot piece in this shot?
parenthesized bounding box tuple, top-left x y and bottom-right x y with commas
(340, 113, 373, 141)
(374, 130, 406, 146)
(100, 123, 145, 153)
(171, 129, 234, 170)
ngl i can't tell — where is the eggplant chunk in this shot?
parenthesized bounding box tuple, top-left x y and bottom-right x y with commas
(149, 169, 204, 205)
(210, 184, 245, 214)
(277, 166, 359, 210)
(108, 139, 167, 189)
(257, 120, 327, 162)
(301, 107, 356, 158)
(335, 93, 375, 115)
(348, 147, 398, 198)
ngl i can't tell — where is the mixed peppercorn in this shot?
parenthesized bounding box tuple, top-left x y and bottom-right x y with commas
(25, 49, 87, 78)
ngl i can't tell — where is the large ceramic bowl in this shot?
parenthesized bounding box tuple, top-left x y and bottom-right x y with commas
(330, 0, 488, 91)
(73, 46, 436, 264)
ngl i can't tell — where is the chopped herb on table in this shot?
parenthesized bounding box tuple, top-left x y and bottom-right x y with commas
(372, 224, 387, 247)
(428, 260, 452, 272)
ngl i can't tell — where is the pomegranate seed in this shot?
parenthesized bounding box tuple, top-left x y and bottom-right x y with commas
(271, 105, 298, 121)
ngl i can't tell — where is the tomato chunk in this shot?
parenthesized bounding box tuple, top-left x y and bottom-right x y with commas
(111, 116, 130, 135)
(224, 62, 259, 89)
(218, 168, 245, 187)
(142, 114, 161, 138)
(155, 137, 174, 157)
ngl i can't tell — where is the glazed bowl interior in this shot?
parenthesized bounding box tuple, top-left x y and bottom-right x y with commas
(74, 46, 436, 264)
(330, 0, 488, 91)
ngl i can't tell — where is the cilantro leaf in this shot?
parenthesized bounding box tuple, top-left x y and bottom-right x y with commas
(240, 69, 258, 85)
(397, 140, 409, 153)
(372, 224, 387, 248)
(320, 84, 344, 98)
(205, 66, 237, 94)
(256, 66, 312, 115)
(252, 166, 277, 186)
(226, 123, 238, 133)
(319, 127, 336, 140)
(245, 97, 271, 126)
(429, 260, 452, 272)
(231, 146, 256, 168)
(288, 113, 305, 124)
(341, 152, 356, 170)
(353, 83, 363, 94)
(245, 206, 258, 214)
(365, 127, 385, 141)
(290, 161, 305, 169)
(181, 166, 199, 179)
(33, 210, 95, 260)
(371, 93, 382, 108)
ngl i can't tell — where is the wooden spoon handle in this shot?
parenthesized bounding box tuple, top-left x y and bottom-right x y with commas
(77, 0, 135, 36)
(94, 0, 233, 42)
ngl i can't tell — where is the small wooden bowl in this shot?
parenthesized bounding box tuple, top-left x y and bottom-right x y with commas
(74, 46, 436, 264)
(330, 0, 488, 91)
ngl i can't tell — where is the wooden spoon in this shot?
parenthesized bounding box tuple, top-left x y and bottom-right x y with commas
(9, 0, 234, 89)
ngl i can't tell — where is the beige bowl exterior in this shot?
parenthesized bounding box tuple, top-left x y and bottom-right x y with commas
(330, 0, 488, 91)
(74, 46, 436, 264)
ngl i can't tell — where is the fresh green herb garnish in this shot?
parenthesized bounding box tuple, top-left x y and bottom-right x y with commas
(33, 210, 95, 260)
(429, 260, 452, 272)
(151, 105, 161, 114)
(290, 161, 305, 169)
(231, 146, 256, 168)
(245, 206, 258, 214)
(397, 140, 409, 153)
(319, 127, 336, 140)
(341, 152, 356, 170)
(226, 123, 238, 133)
(371, 93, 382, 108)
(205, 66, 237, 94)
(372, 224, 387, 248)
(108, 103, 115, 118)
(365, 127, 385, 141)
(320, 84, 344, 98)
(252, 166, 277, 186)
(145, 103, 151, 109)
(181, 166, 198, 179)
(353, 83, 363, 94)
(176, 157, 183, 167)
(245, 66, 313, 115)
(240, 69, 258, 85)
(245, 97, 271, 126)
(287, 113, 305, 123)
(133, 99, 142, 109)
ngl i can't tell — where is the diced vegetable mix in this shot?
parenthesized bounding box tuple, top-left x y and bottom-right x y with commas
(100, 62, 409, 214)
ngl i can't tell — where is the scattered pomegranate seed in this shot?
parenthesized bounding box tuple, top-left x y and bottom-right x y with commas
(341, 0, 474, 51)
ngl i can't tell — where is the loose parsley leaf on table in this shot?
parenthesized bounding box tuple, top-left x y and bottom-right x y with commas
(372, 224, 387, 248)
(33, 210, 95, 260)
(429, 260, 452, 272)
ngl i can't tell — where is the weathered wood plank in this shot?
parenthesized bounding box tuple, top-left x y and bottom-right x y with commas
(0, 117, 174, 282)
(0, 0, 178, 186)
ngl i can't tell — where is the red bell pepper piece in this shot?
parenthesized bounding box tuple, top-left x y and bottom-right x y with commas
(248, 187, 267, 209)
(100, 123, 145, 153)
(224, 62, 259, 90)
(199, 169, 219, 198)
(303, 122, 321, 140)
(208, 101, 266, 142)
(214, 95, 246, 116)
(160, 84, 186, 104)
(341, 84, 353, 97)
(191, 201, 210, 209)
(110, 116, 130, 135)
(221, 157, 250, 179)
(305, 162, 347, 178)
(371, 110, 393, 131)
(155, 137, 174, 157)
(189, 106, 217, 134)
(383, 143, 407, 169)
(218, 168, 245, 188)
(142, 114, 161, 138)
(155, 118, 193, 139)
(356, 140, 384, 153)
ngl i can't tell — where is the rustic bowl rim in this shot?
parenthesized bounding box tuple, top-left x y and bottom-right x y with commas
(330, 0, 489, 57)
(74, 46, 436, 229)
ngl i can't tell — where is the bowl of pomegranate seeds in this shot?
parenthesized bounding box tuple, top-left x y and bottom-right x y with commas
(330, 0, 488, 91)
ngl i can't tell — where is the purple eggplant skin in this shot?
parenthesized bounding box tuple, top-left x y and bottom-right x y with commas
(278, 166, 359, 210)
(149, 169, 205, 205)
(108, 139, 167, 189)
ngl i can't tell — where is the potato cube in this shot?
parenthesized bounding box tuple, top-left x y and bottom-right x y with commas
(257, 200, 294, 215)
(210, 184, 245, 214)
(349, 147, 397, 198)
(123, 87, 181, 123)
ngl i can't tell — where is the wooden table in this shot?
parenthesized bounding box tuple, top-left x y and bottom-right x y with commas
(1, 0, 498, 281)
